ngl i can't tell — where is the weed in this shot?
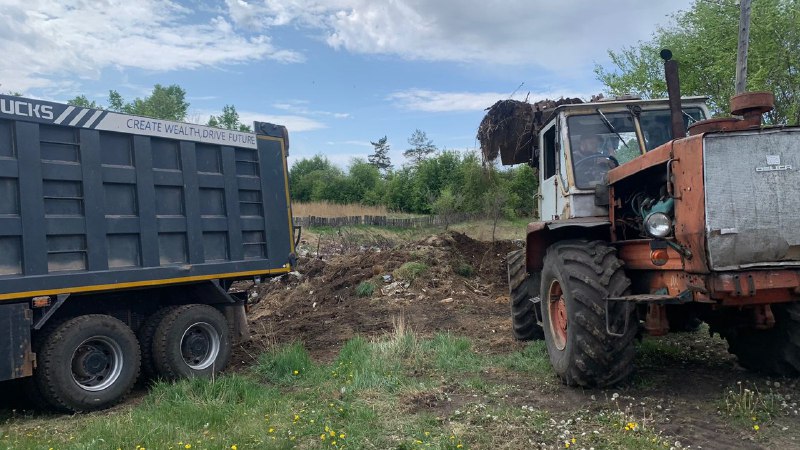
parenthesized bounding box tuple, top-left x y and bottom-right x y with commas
(356, 281, 376, 297)
(496, 341, 552, 375)
(722, 382, 779, 427)
(394, 261, 429, 282)
(454, 262, 475, 278)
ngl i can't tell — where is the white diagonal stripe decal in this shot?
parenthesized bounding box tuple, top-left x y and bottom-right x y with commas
(68, 108, 90, 126)
(82, 110, 104, 128)
(53, 106, 75, 124)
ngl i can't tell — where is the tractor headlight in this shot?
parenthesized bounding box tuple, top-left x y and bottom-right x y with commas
(644, 212, 672, 238)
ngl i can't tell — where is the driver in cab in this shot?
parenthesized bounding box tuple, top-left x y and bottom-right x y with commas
(572, 134, 617, 188)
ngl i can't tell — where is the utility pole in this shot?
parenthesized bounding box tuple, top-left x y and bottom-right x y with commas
(735, 0, 752, 95)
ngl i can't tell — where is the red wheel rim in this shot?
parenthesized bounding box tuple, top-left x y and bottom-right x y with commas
(548, 280, 568, 350)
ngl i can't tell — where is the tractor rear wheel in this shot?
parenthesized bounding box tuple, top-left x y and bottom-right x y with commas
(508, 249, 544, 341)
(723, 303, 800, 377)
(540, 240, 637, 387)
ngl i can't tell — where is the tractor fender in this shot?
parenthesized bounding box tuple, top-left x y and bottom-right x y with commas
(525, 218, 612, 273)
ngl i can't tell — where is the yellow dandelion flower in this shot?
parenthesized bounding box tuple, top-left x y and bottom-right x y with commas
(293, 370, 299, 375)
(340, 433, 345, 439)
(571, 438, 576, 444)
(231, 446, 238, 450)
(185, 445, 191, 449)
(330, 430, 336, 437)
(457, 445, 463, 449)
(325, 426, 330, 432)
(321, 434, 327, 440)
(424, 431, 430, 437)
(269, 428, 275, 433)
(565, 443, 570, 449)
(332, 441, 337, 446)
(416, 440, 423, 444)
(754, 425, 760, 431)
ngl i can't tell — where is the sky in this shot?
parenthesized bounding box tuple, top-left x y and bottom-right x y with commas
(0, 0, 694, 168)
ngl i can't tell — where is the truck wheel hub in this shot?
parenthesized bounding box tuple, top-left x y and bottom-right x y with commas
(70, 336, 124, 391)
(548, 280, 568, 351)
(180, 322, 221, 370)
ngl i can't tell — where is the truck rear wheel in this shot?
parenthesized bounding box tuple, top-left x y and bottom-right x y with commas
(540, 240, 636, 387)
(723, 303, 800, 376)
(138, 306, 178, 380)
(152, 304, 231, 380)
(34, 315, 141, 412)
(508, 249, 544, 340)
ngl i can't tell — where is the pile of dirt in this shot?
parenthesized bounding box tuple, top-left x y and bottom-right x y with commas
(234, 232, 522, 364)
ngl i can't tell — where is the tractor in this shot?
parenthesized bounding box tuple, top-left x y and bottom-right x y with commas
(480, 57, 800, 387)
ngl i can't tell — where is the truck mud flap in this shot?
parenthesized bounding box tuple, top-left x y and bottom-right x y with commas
(0, 303, 34, 382)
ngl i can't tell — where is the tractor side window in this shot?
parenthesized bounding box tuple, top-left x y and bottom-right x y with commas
(542, 126, 556, 179)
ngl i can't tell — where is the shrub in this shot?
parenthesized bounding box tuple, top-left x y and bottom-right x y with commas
(454, 262, 475, 278)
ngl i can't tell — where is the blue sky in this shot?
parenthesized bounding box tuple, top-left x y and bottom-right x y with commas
(1, 0, 692, 168)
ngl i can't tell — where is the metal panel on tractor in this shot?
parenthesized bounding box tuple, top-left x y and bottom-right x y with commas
(704, 128, 800, 270)
(0, 94, 294, 302)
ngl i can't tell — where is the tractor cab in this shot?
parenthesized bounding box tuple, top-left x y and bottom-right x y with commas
(537, 97, 709, 221)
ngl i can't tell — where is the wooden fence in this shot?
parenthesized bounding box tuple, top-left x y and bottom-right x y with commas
(292, 213, 480, 229)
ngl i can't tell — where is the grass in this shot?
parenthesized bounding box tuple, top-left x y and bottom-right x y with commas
(1, 327, 686, 450)
(292, 201, 388, 218)
(394, 262, 429, 282)
(355, 281, 376, 298)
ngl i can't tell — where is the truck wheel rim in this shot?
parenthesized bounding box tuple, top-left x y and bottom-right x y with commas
(71, 336, 124, 392)
(181, 322, 220, 370)
(548, 280, 568, 350)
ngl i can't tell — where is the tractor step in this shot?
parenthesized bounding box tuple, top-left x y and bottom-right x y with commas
(607, 291, 692, 304)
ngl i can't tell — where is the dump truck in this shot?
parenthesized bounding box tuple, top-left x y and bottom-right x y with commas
(481, 56, 800, 387)
(0, 94, 296, 411)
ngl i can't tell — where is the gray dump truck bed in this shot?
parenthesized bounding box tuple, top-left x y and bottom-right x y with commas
(0, 94, 295, 301)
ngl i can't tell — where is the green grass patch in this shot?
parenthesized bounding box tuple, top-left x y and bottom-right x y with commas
(453, 262, 475, 278)
(495, 341, 552, 375)
(394, 261, 429, 282)
(356, 281, 376, 297)
(2, 330, 708, 450)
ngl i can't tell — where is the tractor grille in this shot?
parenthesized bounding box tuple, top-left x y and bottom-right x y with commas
(703, 128, 800, 270)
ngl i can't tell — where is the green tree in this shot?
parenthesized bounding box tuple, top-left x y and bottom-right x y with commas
(431, 187, 462, 230)
(289, 155, 340, 202)
(595, 0, 800, 124)
(368, 136, 392, 172)
(403, 129, 437, 165)
(67, 95, 101, 109)
(208, 104, 252, 132)
(107, 84, 189, 121)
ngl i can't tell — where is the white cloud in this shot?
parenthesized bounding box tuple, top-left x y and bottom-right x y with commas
(0, 0, 303, 92)
(225, 0, 692, 67)
(326, 140, 372, 147)
(237, 111, 326, 132)
(272, 100, 351, 119)
(388, 89, 590, 112)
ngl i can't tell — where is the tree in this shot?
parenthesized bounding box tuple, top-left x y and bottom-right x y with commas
(208, 104, 252, 132)
(595, 0, 800, 125)
(368, 136, 392, 172)
(67, 95, 101, 109)
(431, 187, 462, 230)
(107, 84, 189, 121)
(403, 129, 437, 165)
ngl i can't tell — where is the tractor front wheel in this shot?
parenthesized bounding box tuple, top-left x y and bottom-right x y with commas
(540, 240, 637, 387)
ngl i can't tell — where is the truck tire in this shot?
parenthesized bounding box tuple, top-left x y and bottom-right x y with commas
(508, 249, 544, 340)
(723, 303, 800, 376)
(138, 306, 178, 380)
(33, 315, 141, 412)
(152, 304, 231, 380)
(540, 240, 636, 387)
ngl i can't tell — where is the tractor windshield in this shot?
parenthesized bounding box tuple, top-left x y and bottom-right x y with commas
(567, 107, 705, 189)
